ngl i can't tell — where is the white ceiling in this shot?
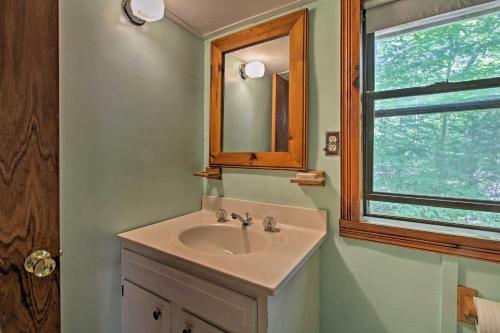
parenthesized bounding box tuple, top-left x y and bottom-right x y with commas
(229, 36, 290, 74)
(165, 0, 316, 39)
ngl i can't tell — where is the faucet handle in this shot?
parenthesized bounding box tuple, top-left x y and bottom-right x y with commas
(263, 216, 280, 233)
(216, 208, 228, 223)
(245, 212, 254, 224)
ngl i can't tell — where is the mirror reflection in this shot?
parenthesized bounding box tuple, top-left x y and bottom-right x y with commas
(223, 36, 290, 152)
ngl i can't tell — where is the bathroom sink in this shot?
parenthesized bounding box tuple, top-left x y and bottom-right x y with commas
(119, 196, 327, 294)
(179, 224, 270, 255)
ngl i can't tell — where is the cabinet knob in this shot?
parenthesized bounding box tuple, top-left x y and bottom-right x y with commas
(153, 310, 161, 320)
(183, 322, 192, 333)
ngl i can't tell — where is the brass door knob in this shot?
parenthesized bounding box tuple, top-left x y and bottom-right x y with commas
(24, 250, 57, 278)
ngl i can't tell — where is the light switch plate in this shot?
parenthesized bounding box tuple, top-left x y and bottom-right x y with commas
(324, 131, 340, 156)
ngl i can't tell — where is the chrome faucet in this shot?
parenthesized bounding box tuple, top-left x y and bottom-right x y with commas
(231, 212, 253, 228)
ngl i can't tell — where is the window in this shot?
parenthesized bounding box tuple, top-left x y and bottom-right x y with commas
(339, 0, 500, 263)
(363, 8, 500, 231)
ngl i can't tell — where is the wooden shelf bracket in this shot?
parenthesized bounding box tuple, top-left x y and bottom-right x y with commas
(290, 171, 325, 187)
(193, 167, 221, 180)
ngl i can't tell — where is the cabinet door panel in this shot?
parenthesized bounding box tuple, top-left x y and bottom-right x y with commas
(123, 280, 171, 333)
(122, 249, 257, 333)
(176, 309, 226, 333)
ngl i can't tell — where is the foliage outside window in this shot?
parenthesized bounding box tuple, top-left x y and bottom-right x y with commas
(363, 9, 500, 230)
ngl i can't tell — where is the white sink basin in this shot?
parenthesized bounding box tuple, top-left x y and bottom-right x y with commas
(179, 224, 270, 255)
(118, 196, 327, 294)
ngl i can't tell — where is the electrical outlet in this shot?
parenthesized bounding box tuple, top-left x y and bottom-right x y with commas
(324, 131, 340, 156)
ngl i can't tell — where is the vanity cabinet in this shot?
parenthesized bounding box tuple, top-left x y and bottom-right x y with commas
(121, 246, 320, 333)
(119, 196, 326, 333)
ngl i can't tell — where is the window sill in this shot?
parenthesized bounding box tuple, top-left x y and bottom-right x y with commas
(339, 218, 500, 263)
(364, 216, 500, 242)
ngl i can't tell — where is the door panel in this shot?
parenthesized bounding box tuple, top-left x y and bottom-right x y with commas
(173, 306, 226, 333)
(122, 281, 171, 333)
(271, 73, 289, 152)
(0, 0, 60, 332)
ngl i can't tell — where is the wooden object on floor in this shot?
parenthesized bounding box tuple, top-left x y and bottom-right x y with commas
(290, 171, 325, 186)
(193, 167, 221, 180)
(458, 286, 478, 325)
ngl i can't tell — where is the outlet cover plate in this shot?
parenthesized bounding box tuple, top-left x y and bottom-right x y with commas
(324, 131, 340, 156)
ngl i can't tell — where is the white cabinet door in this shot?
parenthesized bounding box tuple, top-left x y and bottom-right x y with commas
(122, 280, 171, 333)
(122, 250, 257, 333)
(174, 307, 226, 333)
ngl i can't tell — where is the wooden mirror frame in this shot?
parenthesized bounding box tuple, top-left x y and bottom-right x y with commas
(340, 0, 500, 262)
(209, 10, 308, 171)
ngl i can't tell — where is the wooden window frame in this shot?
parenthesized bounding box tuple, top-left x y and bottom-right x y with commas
(340, 0, 500, 263)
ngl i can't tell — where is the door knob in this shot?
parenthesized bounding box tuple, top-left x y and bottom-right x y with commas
(24, 250, 57, 278)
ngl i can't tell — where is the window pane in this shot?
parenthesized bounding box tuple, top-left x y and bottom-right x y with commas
(373, 108, 500, 200)
(368, 201, 500, 229)
(375, 87, 500, 112)
(374, 11, 500, 91)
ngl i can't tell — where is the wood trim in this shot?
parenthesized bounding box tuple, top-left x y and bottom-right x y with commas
(211, 152, 303, 170)
(211, 10, 306, 53)
(210, 43, 223, 159)
(339, 0, 500, 263)
(340, 220, 500, 262)
(209, 10, 308, 171)
(272, 74, 277, 152)
(340, 0, 362, 222)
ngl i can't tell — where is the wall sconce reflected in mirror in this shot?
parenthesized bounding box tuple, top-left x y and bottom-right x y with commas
(122, 0, 165, 26)
(239, 61, 266, 79)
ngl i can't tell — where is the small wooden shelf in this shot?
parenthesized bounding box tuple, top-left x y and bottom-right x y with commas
(290, 171, 325, 187)
(193, 167, 221, 180)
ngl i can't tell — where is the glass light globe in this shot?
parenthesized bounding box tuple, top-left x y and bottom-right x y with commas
(245, 61, 266, 79)
(130, 0, 165, 22)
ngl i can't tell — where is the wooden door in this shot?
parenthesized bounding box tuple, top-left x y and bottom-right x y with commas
(122, 281, 171, 333)
(0, 0, 60, 332)
(271, 73, 289, 152)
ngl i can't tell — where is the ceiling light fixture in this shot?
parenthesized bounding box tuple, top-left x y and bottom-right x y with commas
(239, 61, 266, 79)
(122, 0, 165, 26)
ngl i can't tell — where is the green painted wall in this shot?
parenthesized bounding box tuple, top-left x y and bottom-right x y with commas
(60, 0, 204, 331)
(203, 1, 500, 333)
(58, 0, 500, 331)
(223, 55, 273, 152)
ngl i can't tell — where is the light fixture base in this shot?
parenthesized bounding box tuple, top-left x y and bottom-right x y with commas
(122, 0, 146, 26)
(239, 64, 248, 80)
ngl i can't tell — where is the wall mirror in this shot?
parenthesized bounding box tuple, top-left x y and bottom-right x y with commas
(209, 10, 308, 170)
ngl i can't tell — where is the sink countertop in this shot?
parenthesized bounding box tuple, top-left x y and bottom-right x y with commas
(118, 196, 327, 295)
